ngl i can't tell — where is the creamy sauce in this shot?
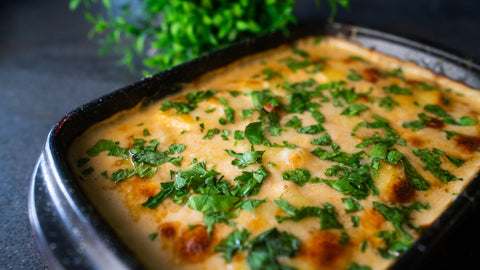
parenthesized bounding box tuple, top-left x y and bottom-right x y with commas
(68, 37, 480, 270)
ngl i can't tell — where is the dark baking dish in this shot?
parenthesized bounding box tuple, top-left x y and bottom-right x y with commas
(29, 22, 480, 270)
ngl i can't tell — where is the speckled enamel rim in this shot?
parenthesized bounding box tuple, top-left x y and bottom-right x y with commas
(29, 22, 480, 270)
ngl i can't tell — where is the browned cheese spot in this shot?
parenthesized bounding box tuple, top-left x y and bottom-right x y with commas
(386, 176, 416, 203)
(299, 230, 348, 269)
(408, 136, 425, 148)
(423, 117, 445, 129)
(246, 79, 265, 87)
(159, 222, 181, 241)
(406, 80, 423, 87)
(362, 67, 380, 83)
(124, 177, 158, 200)
(361, 208, 385, 232)
(175, 225, 214, 263)
(453, 134, 480, 153)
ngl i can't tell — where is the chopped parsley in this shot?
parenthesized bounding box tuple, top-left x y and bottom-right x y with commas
(214, 228, 251, 262)
(424, 104, 475, 126)
(347, 69, 363, 81)
(86, 139, 128, 158)
(247, 228, 300, 270)
(348, 263, 372, 270)
(413, 148, 461, 183)
(348, 55, 367, 62)
(261, 68, 282, 81)
(341, 104, 369, 117)
(279, 57, 311, 72)
(225, 148, 264, 169)
(297, 124, 325, 134)
(215, 227, 301, 270)
(401, 157, 431, 190)
(148, 232, 158, 241)
(373, 201, 430, 241)
(417, 83, 436, 91)
(231, 166, 269, 197)
(275, 198, 343, 229)
(244, 122, 265, 145)
(284, 115, 302, 129)
(76, 157, 90, 167)
(376, 230, 412, 259)
(203, 128, 220, 139)
(311, 133, 332, 146)
(383, 84, 412, 95)
(447, 155, 465, 167)
(282, 168, 312, 186)
(378, 96, 399, 111)
(160, 89, 215, 114)
(342, 198, 363, 213)
(381, 68, 405, 80)
(111, 139, 185, 182)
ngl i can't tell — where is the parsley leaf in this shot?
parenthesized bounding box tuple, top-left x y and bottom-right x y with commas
(214, 228, 251, 262)
(245, 122, 265, 145)
(347, 69, 362, 81)
(383, 84, 412, 95)
(402, 119, 426, 131)
(376, 230, 412, 259)
(341, 104, 369, 117)
(142, 182, 176, 209)
(297, 124, 325, 134)
(447, 155, 465, 167)
(225, 148, 265, 168)
(284, 116, 302, 129)
(348, 263, 372, 270)
(111, 140, 185, 182)
(373, 201, 430, 240)
(413, 148, 461, 183)
(378, 96, 399, 111)
(235, 198, 266, 212)
(341, 198, 363, 213)
(231, 166, 269, 197)
(424, 104, 476, 126)
(86, 139, 128, 158)
(279, 57, 310, 72)
(311, 133, 332, 146)
(247, 228, 300, 270)
(282, 169, 312, 186)
(161, 89, 215, 114)
(401, 157, 430, 191)
(311, 147, 364, 166)
(261, 68, 282, 81)
(186, 194, 239, 213)
(203, 128, 220, 139)
(381, 68, 405, 80)
(274, 199, 343, 229)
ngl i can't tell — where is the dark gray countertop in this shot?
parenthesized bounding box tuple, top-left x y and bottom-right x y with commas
(1, 0, 479, 269)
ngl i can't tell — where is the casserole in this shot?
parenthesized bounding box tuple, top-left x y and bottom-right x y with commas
(29, 22, 480, 270)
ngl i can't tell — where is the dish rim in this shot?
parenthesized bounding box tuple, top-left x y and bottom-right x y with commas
(29, 21, 480, 270)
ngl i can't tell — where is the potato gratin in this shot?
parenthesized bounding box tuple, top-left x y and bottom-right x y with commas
(68, 37, 480, 270)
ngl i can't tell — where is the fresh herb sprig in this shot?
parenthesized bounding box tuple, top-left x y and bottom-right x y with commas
(69, 0, 350, 73)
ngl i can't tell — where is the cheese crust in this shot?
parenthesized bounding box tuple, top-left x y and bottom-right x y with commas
(68, 36, 480, 270)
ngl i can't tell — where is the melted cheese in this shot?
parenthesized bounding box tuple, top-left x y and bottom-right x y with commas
(68, 37, 480, 270)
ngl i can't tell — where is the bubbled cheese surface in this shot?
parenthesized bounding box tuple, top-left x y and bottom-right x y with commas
(68, 37, 480, 270)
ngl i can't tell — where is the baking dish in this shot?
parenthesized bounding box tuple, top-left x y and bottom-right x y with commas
(29, 22, 480, 270)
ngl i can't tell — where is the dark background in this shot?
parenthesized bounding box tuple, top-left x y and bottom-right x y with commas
(1, 0, 479, 269)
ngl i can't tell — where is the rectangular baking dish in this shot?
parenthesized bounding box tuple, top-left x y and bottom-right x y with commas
(29, 22, 480, 270)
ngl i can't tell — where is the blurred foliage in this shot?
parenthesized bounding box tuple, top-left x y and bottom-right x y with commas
(70, 0, 350, 74)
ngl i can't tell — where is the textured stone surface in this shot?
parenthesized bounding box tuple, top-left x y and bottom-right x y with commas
(1, 0, 479, 269)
